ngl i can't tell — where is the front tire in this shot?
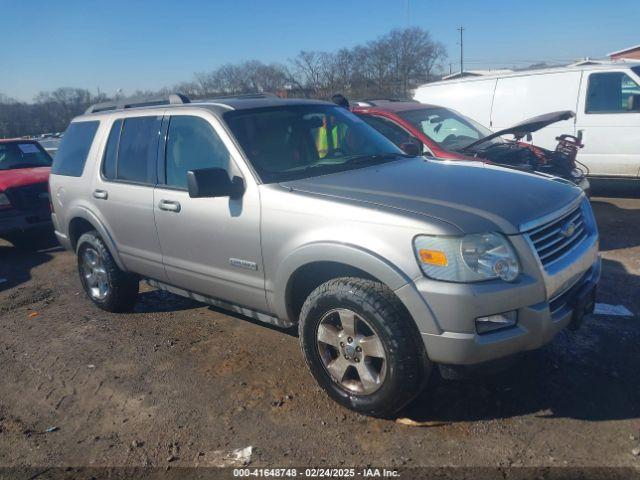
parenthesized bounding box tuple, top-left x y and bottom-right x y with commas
(76, 231, 139, 312)
(299, 277, 430, 417)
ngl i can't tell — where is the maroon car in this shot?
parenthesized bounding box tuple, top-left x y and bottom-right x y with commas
(352, 99, 589, 192)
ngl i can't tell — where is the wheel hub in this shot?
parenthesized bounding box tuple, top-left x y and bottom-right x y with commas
(316, 308, 387, 395)
(81, 247, 110, 301)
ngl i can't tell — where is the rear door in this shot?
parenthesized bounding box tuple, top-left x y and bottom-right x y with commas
(153, 111, 267, 311)
(91, 113, 166, 280)
(575, 68, 640, 177)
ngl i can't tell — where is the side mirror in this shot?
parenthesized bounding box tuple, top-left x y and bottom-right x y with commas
(187, 168, 245, 199)
(400, 141, 422, 157)
(627, 94, 640, 112)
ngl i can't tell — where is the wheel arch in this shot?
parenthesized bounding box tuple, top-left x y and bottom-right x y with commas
(274, 242, 413, 324)
(67, 207, 125, 270)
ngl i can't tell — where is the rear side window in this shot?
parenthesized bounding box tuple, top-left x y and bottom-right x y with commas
(586, 72, 640, 113)
(51, 121, 99, 176)
(104, 116, 161, 184)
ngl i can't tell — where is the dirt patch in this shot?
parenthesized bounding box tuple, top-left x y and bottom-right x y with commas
(0, 195, 639, 470)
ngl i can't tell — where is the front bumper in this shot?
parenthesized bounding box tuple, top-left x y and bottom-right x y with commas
(395, 232, 600, 366)
(0, 208, 52, 237)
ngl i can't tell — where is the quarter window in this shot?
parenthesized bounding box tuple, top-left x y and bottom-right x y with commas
(102, 119, 122, 180)
(51, 121, 99, 177)
(165, 116, 230, 189)
(586, 72, 640, 113)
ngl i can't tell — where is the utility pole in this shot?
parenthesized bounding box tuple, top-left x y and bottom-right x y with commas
(406, 0, 410, 27)
(457, 26, 465, 74)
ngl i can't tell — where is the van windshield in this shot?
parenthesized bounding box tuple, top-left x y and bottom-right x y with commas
(224, 105, 409, 183)
(398, 107, 503, 151)
(0, 142, 53, 170)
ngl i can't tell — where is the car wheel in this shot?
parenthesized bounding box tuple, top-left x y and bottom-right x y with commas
(299, 277, 430, 417)
(76, 231, 139, 312)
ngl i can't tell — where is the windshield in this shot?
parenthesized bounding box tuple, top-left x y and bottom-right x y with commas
(224, 105, 408, 183)
(398, 107, 503, 151)
(0, 142, 53, 170)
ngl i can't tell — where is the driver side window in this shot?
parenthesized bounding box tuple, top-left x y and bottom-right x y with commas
(165, 116, 230, 189)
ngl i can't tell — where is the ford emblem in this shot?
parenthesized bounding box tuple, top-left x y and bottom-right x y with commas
(560, 221, 576, 238)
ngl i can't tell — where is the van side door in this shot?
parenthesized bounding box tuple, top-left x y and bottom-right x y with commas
(491, 71, 582, 149)
(153, 111, 267, 311)
(92, 114, 166, 280)
(575, 68, 640, 177)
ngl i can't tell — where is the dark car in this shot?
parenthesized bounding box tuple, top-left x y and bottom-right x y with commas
(352, 100, 589, 192)
(0, 139, 53, 247)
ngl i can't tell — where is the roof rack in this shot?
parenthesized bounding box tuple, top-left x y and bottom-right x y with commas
(84, 93, 190, 114)
(204, 92, 279, 101)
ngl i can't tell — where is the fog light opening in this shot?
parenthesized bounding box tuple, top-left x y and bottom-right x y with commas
(475, 311, 517, 335)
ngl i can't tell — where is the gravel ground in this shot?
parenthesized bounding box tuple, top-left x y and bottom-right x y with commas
(0, 190, 639, 477)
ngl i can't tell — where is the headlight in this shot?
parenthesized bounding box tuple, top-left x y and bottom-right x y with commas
(0, 192, 11, 209)
(414, 233, 520, 282)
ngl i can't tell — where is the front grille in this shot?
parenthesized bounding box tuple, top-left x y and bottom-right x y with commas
(5, 182, 49, 211)
(527, 205, 588, 267)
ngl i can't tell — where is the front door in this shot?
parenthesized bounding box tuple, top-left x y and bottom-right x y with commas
(153, 112, 267, 311)
(576, 69, 640, 177)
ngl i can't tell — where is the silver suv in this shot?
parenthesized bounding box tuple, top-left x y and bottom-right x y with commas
(49, 94, 600, 416)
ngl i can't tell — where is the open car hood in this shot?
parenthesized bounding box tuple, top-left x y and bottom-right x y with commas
(462, 110, 575, 151)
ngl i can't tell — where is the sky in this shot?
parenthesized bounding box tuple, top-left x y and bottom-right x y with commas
(1, 0, 638, 101)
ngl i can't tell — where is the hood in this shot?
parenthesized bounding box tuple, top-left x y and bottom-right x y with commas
(461, 110, 575, 151)
(0, 167, 51, 191)
(280, 158, 582, 235)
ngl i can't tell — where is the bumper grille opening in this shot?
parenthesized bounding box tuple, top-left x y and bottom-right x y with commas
(5, 182, 50, 211)
(527, 206, 588, 267)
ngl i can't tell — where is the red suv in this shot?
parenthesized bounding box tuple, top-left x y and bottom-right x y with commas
(0, 139, 53, 246)
(352, 100, 589, 192)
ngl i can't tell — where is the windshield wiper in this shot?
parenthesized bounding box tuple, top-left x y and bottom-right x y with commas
(343, 152, 414, 165)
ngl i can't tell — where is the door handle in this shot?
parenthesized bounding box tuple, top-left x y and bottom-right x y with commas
(93, 189, 108, 200)
(159, 199, 181, 212)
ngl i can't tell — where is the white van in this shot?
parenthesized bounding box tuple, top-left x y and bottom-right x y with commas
(414, 62, 640, 178)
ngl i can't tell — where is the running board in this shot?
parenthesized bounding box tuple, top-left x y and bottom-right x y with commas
(145, 279, 293, 328)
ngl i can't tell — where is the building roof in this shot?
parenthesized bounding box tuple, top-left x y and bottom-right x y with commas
(608, 44, 640, 57)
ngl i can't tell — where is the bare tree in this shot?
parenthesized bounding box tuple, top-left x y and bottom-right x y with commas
(0, 27, 446, 137)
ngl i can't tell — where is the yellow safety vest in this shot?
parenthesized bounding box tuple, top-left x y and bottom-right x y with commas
(316, 123, 347, 158)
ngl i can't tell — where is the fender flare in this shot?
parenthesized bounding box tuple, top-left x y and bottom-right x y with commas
(68, 206, 126, 270)
(271, 241, 414, 321)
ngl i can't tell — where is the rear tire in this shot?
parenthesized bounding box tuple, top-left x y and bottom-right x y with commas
(76, 231, 139, 312)
(299, 277, 430, 417)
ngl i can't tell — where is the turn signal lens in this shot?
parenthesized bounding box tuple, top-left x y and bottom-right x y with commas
(419, 249, 448, 266)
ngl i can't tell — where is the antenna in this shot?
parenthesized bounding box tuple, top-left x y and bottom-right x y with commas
(458, 26, 465, 75)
